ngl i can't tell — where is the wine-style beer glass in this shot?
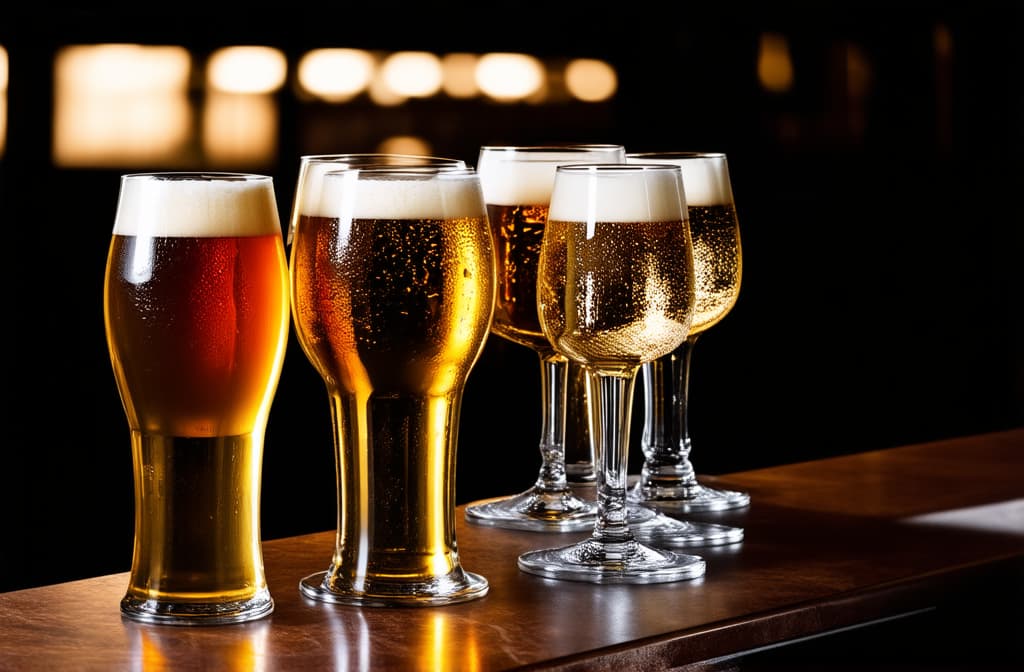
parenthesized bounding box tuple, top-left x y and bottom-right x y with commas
(519, 163, 706, 583)
(290, 165, 495, 606)
(625, 152, 750, 512)
(464, 145, 624, 532)
(105, 173, 290, 624)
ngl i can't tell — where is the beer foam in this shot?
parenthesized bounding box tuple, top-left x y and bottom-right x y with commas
(315, 170, 485, 220)
(626, 154, 733, 206)
(548, 166, 687, 222)
(477, 148, 624, 205)
(296, 158, 466, 215)
(113, 174, 281, 237)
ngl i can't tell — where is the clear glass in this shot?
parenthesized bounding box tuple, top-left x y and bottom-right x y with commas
(289, 166, 494, 606)
(625, 152, 750, 513)
(518, 163, 706, 583)
(105, 173, 289, 624)
(463, 145, 624, 532)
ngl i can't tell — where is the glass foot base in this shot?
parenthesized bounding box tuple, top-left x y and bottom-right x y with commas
(517, 537, 706, 584)
(464, 488, 597, 532)
(299, 569, 488, 607)
(628, 480, 751, 513)
(630, 509, 744, 547)
(120, 589, 274, 625)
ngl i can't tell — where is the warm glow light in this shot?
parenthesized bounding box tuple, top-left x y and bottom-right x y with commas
(202, 92, 277, 167)
(207, 46, 286, 94)
(441, 53, 479, 98)
(381, 51, 443, 97)
(53, 44, 192, 167)
(297, 48, 375, 102)
(368, 65, 406, 106)
(376, 135, 433, 155)
(1, 45, 7, 157)
(564, 58, 617, 102)
(758, 32, 794, 93)
(476, 53, 545, 101)
(845, 42, 872, 99)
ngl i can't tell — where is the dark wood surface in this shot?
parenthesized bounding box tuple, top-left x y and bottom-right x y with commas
(2, 428, 1022, 671)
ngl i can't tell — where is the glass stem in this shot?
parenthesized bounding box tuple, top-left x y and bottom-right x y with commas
(534, 351, 569, 493)
(641, 333, 700, 486)
(589, 368, 638, 543)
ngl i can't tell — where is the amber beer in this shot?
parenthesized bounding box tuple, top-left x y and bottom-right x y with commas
(104, 173, 289, 624)
(290, 167, 494, 605)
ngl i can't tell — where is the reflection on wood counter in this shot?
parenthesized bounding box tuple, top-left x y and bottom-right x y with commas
(2, 428, 1022, 671)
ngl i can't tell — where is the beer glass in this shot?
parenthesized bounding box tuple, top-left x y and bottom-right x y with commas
(625, 152, 750, 512)
(290, 165, 494, 606)
(464, 145, 624, 532)
(519, 164, 706, 583)
(105, 173, 290, 624)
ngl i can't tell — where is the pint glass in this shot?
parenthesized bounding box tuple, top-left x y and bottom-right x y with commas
(104, 173, 289, 624)
(290, 166, 495, 606)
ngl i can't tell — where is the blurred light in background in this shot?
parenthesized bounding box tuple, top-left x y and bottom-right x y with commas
(368, 58, 407, 106)
(53, 44, 192, 167)
(376, 135, 433, 156)
(207, 46, 287, 94)
(381, 51, 443, 98)
(441, 53, 479, 99)
(757, 32, 794, 93)
(476, 53, 545, 102)
(202, 92, 277, 167)
(1, 45, 7, 156)
(297, 48, 374, 102)
(564, 58, 617, 102)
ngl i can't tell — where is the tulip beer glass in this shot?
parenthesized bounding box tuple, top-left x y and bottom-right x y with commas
(290, 166, 495, 606)
(464, 145, 624, 532)
(105, 173, 290, 624)
(520, 164, 706, 583)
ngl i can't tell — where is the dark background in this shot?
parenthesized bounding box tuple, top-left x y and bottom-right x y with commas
(1, 3, 1021, 592)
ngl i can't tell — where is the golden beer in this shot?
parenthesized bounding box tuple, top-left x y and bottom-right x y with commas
(104, 173, 289, 624)
(538, 218, 694, 367)
(290, 168, 494, 605)
(688, 203, 742, 334)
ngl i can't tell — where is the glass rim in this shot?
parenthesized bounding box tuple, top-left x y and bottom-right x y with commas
(120, 171, 272, 181)
(626, 151, 727, 160)
(478, 146, 626, 165)
(321, 165, 477, 179)
(555, 163, 683, 174)
(298, 153, 466, 165)
(480, 144, 624, 151)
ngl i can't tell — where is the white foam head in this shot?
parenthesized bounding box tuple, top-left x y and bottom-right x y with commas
(548, 164, 687, 222)
(113, 173, 280, 237)
(294, 155, 467, 216)
(626, 153, 733, 206)
(316, 168, 486, 220)
(477, 146, 625, 205)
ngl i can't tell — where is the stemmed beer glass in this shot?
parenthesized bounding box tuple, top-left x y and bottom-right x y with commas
(463, 145, 624, 532)
(625, 152, 750, 512)
(289, 165, 494, 606)
(518, 163, 706, 583)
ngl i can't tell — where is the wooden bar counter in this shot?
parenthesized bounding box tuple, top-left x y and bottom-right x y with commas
(2, 429, 1022, 670)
